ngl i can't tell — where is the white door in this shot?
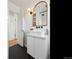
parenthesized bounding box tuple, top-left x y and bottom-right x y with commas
(8, 12, 16, 40)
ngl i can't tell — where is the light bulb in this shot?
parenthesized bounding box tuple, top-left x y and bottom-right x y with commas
(27, 8, 31, 11)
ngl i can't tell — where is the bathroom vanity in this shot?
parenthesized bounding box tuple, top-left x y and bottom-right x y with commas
(25, 30, 48, 59)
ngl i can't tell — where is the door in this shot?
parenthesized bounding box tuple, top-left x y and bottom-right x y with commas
(8, 11, 16, 40)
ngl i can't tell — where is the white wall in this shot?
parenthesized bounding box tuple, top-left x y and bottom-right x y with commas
(8, 1, 20, 13)
(16, 9, 24, 46)
(23, 0, 50, 32)
(22, 13, 32, 32)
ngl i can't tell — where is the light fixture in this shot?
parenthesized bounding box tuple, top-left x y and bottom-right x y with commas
(27, 8, 33, 15)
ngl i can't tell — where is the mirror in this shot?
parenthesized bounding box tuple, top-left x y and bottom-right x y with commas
(33, 1, 48, 26)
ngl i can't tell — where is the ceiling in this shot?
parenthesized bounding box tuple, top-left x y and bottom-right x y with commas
(8, 0, 48, 9)
(8, 0, 33, 9)
(8, 0, 47, 8)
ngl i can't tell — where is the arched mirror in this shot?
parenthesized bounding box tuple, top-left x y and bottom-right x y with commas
(32, 1, 48, 26)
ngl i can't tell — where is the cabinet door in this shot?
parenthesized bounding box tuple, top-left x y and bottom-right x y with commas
(35, 38, 46, 59)
(27, 36, 35, 58)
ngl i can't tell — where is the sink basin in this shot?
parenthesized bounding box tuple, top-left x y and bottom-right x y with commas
(29, 29, 45, 36)
(30, 30, 43, 35)
(26, 29, 48, 38)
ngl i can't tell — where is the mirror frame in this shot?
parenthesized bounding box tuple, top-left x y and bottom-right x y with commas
(32, 1, 48, 26)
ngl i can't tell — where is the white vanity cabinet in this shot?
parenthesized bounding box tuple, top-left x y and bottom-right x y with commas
(26, 34, 48, 59)
(34, 37, 47, 59)
(26, 36, 35, 58)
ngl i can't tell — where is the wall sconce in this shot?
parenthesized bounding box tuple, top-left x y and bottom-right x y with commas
(27, 8, 33, 15)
